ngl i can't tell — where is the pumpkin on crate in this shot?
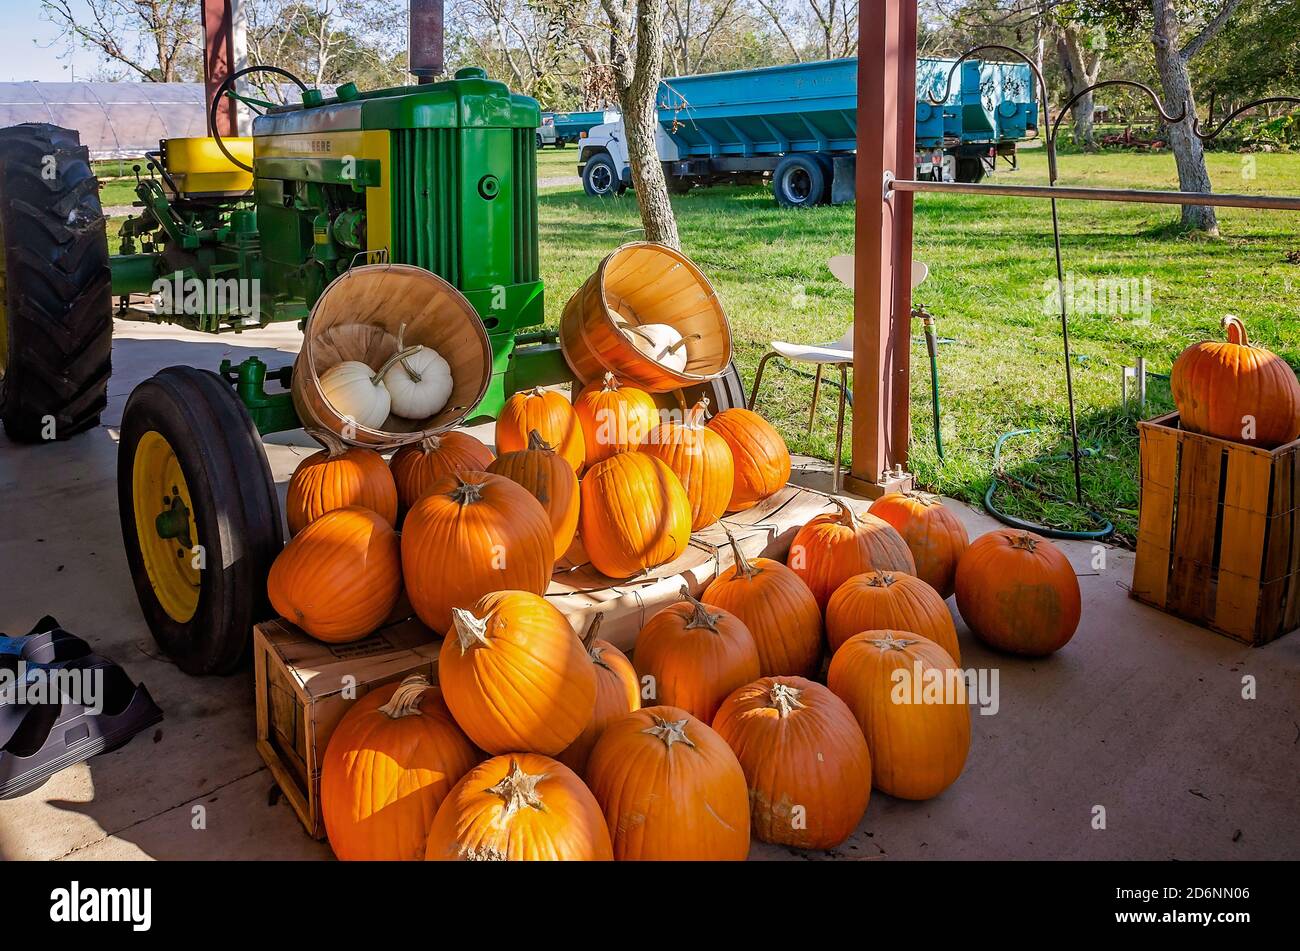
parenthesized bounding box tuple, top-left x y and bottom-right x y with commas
(486, 430, 580, 559)
(705, 407, 791, 512)
(638, 397, 735, 531)
(438, 590, 596, 755)
(401, 472, 554, 634)
(788, 500, 916, 611)
(867, 491, 969, 598)
(556, 614, 641, 776)
(955, 529, 1081, 656)
(701, 529, 822, 678)
(826, 570, 961, 660)
(586, 706, 750, 861)
(389, 431, 494, 516)
(321, 674, 480, 861)
(579, 451, 691, 579)
(712, 677, 872, 850)
(495, 387, 585, 473)
(634, 586, 761, 724)
(1170, 315, 1300, 448)
(573, 372, 659, 465)
(425, 754, 613, 861)
(285, 430, 398, 535)
(267, 506, 402, 644)
(827, 631, 969, 800)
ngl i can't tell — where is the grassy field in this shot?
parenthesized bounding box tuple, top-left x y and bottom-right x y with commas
(534, 150, 1300, 542)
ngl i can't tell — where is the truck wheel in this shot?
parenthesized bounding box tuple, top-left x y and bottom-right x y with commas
(583, 154, 625, 197)
(666, 172, 694, 195)
(955, 157, 986, 184)
(772, 155, 827, 208)
(118, 367, 284, 676)
(0, 124, 111, 444)
(554, 140, 567, 149)
(536, 133, 544, 150)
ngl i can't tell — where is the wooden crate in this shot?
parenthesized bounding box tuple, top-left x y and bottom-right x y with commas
(1132, 411, 1300, 645)
(254, 617, 440, 839)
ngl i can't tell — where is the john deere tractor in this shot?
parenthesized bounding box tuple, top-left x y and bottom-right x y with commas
(0, 66, 741, 675)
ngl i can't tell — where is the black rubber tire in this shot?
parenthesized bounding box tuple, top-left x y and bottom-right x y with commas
(554, 140, 567, 149)
(0, 123, 111, 443)
(956, 156, 986, 184)
(772, 154, 827, 208)
(665, 166, 694, 195)
(117, 367, 284, 676)
(536, 133, 545, 150)
(678, 361, 746, 413)
(583, 153, 625, 197)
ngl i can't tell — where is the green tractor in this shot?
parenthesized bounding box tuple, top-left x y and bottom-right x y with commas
(0, 65, 741, 676)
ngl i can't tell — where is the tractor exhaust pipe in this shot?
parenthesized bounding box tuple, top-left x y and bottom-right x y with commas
(409, 0, 444, 83)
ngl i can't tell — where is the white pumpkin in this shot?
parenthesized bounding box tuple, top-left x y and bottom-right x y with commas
(383, 345, 453, 419)
(318, 343, 424, 430)
(620, 321, 696, 373)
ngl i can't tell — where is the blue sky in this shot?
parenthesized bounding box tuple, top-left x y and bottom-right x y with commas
(0, 0, 109, 82)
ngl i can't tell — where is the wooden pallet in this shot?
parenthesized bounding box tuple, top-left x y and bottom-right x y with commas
(1131, 412, 1300, 645)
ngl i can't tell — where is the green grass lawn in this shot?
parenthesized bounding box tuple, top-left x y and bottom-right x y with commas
(534, 150, 1300, 542)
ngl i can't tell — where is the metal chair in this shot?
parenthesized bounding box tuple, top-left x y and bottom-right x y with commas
(748, 258, 928, 490)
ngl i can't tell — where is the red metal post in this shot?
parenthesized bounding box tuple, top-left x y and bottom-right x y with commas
(847, 0, 917, 498)
(203, 0, 237, 136)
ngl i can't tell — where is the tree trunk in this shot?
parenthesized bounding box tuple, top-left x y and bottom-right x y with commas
(1151, 0, 1218, 234)
(1056, 25, 1101, 151)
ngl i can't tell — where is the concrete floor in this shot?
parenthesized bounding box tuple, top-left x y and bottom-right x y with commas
(1, 320, 1298, 860)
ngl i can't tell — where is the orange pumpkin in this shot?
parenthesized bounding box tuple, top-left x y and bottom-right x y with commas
(634, 586, 761, 723)
(321, 675, 480, 861)
(638, 397, 735, 531)
(827, 631, 969, 800)
(389, 431, 494, 517)
(285, 429, 397, 535)
(586, 706, 750, 860)
(573, 371, 658, 466)
(955, 529, 1081, 656)
(826, 570, 960, 660)
(788, 500, 916, 611)
(401, 472, 554, 634)
(486, 430, 580, 559)
(1170, 315, 1300, 448)
(425, 754, 613, 861)
(556, 614, 641, 776)
(438, 590, 596, 755)
(705, 407, 791, 511)
(712, 677, 871, 849)
(868, 491, 969, 598)
(267, 506, 401, 643)
(701, 529, 822, 678)
(495, 386, 586, 472)
(579, 451, 691, 578)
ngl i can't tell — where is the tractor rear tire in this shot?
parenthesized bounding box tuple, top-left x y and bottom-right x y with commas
(0, 123, 112, 444)
(679, 361, 746, 413)
(118, 367, 284, 676)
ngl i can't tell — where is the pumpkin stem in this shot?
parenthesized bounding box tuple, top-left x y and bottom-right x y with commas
(677, 585, 722, 631)
(377, 674, 430, 718)
(372, 343, 425, 385)
(903, 490, 941, 506)
(719, 523, 761, 581)
(306, 427, 349, 458)
(450, 607, 490, 653)
(418, 433, 443, 453)
(393, 323, 424, 383)
(640, 714, 696, 750)
(864, 570, 896, 588)
(581, 613, 614, 670)
(664, 332, 702, 355)
(526, 429, 557, 453)
(1009, 532, 1040, 553)
(685, 396, 710, 429)
(768, 681, 806, 718)
(486, 758, 546, 819)
(871, 632, 919, 652)
(1222, 314, 1249, 347)
(831, 498, 858, 528)
(600, 371, 621, 392)
(448, 474, 485, 505)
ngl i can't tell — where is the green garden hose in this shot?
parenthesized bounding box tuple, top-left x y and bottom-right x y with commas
(984, 428, 1114, 540)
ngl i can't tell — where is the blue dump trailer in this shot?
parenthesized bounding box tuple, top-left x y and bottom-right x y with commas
(578, 57, 1038, 205)
(546, 109, 619, 144)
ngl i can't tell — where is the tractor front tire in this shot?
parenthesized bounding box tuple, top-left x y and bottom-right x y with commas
(0, 123, 111, 444)
(118, 367, 284, 676)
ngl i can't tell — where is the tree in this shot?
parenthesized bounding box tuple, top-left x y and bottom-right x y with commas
(40, 0, 200, 82)
(601, 0, 681, 248)
(1056, 22, 1105, 149)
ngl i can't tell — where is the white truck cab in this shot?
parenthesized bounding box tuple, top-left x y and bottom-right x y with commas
(578, 119, 681, 197)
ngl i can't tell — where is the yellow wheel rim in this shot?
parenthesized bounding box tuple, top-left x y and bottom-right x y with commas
(132, 430, 201, 623)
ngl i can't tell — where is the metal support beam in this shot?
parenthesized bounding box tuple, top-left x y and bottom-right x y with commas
(848, 0, 917, 498)
(410, 0, 446, 82)
(202, 0, 237, 137)
(889, 177, 1300, 212)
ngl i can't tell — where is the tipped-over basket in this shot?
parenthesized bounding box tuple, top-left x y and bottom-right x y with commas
(292, 263, 492, 449)
(559, 242, 732, 393)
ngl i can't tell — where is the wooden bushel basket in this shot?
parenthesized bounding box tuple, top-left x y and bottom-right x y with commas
(559, 242, 732, 392)
(292, 263, 492, 449)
